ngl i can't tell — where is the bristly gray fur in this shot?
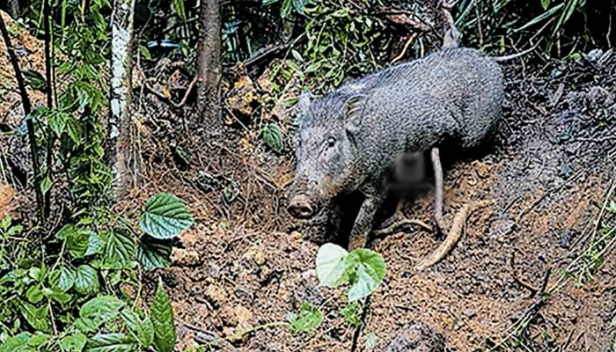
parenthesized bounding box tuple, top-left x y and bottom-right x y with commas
(288, 47, 505, 246)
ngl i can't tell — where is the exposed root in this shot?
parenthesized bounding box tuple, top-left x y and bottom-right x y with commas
(373, 218, 433, 236)
(416, 200, 494, 271)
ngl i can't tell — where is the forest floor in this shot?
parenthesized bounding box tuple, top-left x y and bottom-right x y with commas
(2, 12, 616, 351)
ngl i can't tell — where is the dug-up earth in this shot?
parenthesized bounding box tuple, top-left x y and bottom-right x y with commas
(132, 51, 616, 351)
(2, 12, 616, 351)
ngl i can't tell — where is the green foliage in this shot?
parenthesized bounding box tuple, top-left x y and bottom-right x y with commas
(342, 303, 362, 327)
(140, 193, 194, 240)
(0, 193, 190, 350)
(261, 123, 284, 153)
(151, 280, 177, 352)
(287, 302, 323, 334)
(316, 243, 386, 302)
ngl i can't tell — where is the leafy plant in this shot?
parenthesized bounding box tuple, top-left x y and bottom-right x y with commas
(316, 243, 386, 302)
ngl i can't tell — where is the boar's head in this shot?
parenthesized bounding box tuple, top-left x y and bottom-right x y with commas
(287, 91, 365, 220)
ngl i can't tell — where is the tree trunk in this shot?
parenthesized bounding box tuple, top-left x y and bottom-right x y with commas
(196, 0, 222, 137)
(107, 0, 140, 200)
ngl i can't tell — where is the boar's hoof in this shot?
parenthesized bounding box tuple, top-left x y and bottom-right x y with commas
(288, 195, 315, 219)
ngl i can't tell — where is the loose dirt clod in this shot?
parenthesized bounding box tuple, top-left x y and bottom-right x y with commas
(387, 322, 446, 352)
(0, 183, 14, 218)
(416, 200, 494, 271)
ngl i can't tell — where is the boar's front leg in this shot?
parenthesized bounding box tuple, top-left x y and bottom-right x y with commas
(348, 194, 383, 250)
(431, 148, 448, 234)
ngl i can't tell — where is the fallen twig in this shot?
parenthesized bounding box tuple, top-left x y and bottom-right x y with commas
(416, 200, 494, 271)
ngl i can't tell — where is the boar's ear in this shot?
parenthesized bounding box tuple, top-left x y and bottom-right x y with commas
(343, 95, 366, 137)
(295, 90, 312, 118)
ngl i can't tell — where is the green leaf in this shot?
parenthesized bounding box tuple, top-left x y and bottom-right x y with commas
(316, 243, 349, 287)
(78, 296, 125, 334)
(49, 266, 76, 292)
(74, 265, 99, 295)
(85, 233, 105, 256)
(102, 231, 135, 269)
(40, 175, 52, 195)
(287, 302, 322, 334)
(136, 236, 172, 270)
(1, 332, 33, 352)
(122, 310, 154, 347)
(280, 0, 293, 17)
(541, 0, 550, 10)
(85, 333, 136, 352)
(139, 193, 193, 240)
(26, 285, 44, 303)
(43, 288, 72, 304)
(22, 70, 46, 91)
(261, 123, 283, 153)
(64, 225, 90, 258)
(346, 249, 386, 302)
(19, 301, 49, 331)
(60, 332, 87, 352)
(27, 332, 50, 347)
(150, 280, 176, 352)
(48, 111, 69, 137)
(342, 302, 362, 327)
(66, 117, 83, 144)
(172, 0, 186, 21)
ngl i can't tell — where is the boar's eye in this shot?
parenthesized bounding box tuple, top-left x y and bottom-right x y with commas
(327, 137, 336, 147)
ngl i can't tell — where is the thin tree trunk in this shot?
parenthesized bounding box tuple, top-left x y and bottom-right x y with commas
(43, 0, 53, 219)
(107, 0, 140, 199)
(0, 13, 46, 224)
(197, 0, 222, 137)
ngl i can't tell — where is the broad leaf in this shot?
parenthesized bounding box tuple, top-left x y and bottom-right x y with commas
(85, 233, 104, 256)
(139, 193, 193, 239)
(60, 332, 87, 352)
(287, 302, 322, 333)
(316, 243, 349, 287)
(0, 332, 33, 352)
(77, 296, 125, 334)
(85, 333, 136, 352)
(48, 111, 69, 137)
(19, 302, 49, 331)
(346, 249, 386, 302)
(49, 266, 76, 292)
(150, 280, 176, 352)
(74, 265, 99, 295)
(136, 236, 172, 270)
(26, 285, 43, 303)
(65, 226, 90, 259)
(261, 123, 283, 153)
(122, 310, 154, 347)
(102, 231, 135, 269)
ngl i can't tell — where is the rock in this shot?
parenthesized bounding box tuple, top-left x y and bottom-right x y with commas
(387, 323, 446, 352)
(489, 218, 516, 239)
(587, 48, 604, 62)
(462, 309, 477, 318)
(171, 248, 201, 266)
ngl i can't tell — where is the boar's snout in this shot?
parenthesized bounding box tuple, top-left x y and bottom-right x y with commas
(288, 194, 316, 219)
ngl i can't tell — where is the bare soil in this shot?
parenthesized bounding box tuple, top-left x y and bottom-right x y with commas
(2, 12, 616, 351)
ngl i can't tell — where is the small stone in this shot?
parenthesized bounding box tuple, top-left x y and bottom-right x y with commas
(587, 48, 604, 62)
(462, 309, 476, 318)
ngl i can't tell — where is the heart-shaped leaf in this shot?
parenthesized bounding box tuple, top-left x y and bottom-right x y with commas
(346, 249, 386, 302)
(140, 193, 193, 239)
(136, 236, 172, 271)
(316, 243, 349, 287)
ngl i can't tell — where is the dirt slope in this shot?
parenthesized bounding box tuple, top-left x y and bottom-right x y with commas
(132, 52, 616, 351)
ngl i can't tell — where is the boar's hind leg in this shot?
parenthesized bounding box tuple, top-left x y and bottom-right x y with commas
(431, 148, 448, 234)
(348, 196, 383, 250)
